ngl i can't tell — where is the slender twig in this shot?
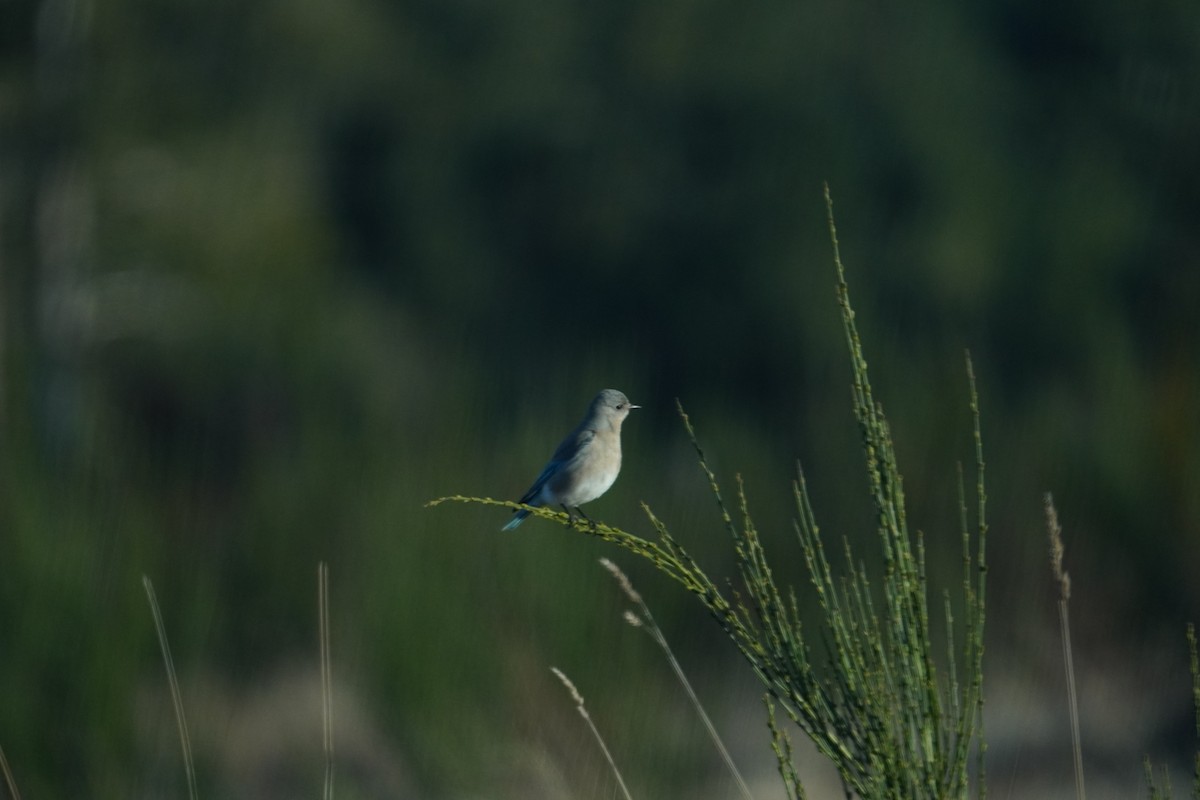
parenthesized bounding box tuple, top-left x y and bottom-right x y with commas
(549, 667, 634, 800)
(1045, 494, 1084, 800)
(319, 562, 334, 800)
(601, 558, 756, 800)
(142, 576, 199, 800)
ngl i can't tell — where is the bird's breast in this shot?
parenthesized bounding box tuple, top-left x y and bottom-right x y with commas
(550, 435, 621, 507)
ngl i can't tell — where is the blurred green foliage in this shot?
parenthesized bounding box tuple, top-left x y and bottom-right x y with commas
(2, 0, 1198, 795)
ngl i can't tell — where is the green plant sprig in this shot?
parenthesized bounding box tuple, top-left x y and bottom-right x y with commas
(430, 184, 988, 799)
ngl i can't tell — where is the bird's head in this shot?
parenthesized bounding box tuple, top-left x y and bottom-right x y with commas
(591, 388, 640, 427)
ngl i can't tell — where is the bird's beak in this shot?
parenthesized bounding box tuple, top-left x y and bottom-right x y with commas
(629, 403, 642, 410)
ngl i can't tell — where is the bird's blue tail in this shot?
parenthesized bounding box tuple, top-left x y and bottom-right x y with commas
(501, 509, 530, 531)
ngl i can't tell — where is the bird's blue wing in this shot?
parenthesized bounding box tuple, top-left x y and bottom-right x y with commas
(516, 427, 596, 503)
(517, 459, 559, 504)
(504, 427, 597, 531)
(504, 461, 561, 530)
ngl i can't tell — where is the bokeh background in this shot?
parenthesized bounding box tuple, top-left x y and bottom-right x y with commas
(2, 0, 1198, 797)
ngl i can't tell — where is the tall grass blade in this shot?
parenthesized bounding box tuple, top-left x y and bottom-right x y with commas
(549, 667, 634, 800)
(142, 576, 199, 800)
(0, 744, 21, 800)
(601, 558, 756, 800)
(1188, 623, 1198, 800)
(319, 562, 334, 800)
(1045, 494, 1085, 800)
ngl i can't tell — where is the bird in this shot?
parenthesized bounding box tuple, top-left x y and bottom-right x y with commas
(502, 388, 640, 531)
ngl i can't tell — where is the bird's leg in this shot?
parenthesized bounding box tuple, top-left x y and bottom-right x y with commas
(575, 506, 598, 531)
(561, 504, 578, 527)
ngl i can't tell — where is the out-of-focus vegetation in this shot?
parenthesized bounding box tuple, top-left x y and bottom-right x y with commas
(1, 0, 1197, 796)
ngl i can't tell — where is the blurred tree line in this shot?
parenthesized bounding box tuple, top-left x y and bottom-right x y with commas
(1, 0, 1198, 796)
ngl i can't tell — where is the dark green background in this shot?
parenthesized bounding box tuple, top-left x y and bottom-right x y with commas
(2, 0, 1197, 796)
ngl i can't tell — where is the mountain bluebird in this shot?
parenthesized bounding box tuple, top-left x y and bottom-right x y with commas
(502, 389, 640, 531)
